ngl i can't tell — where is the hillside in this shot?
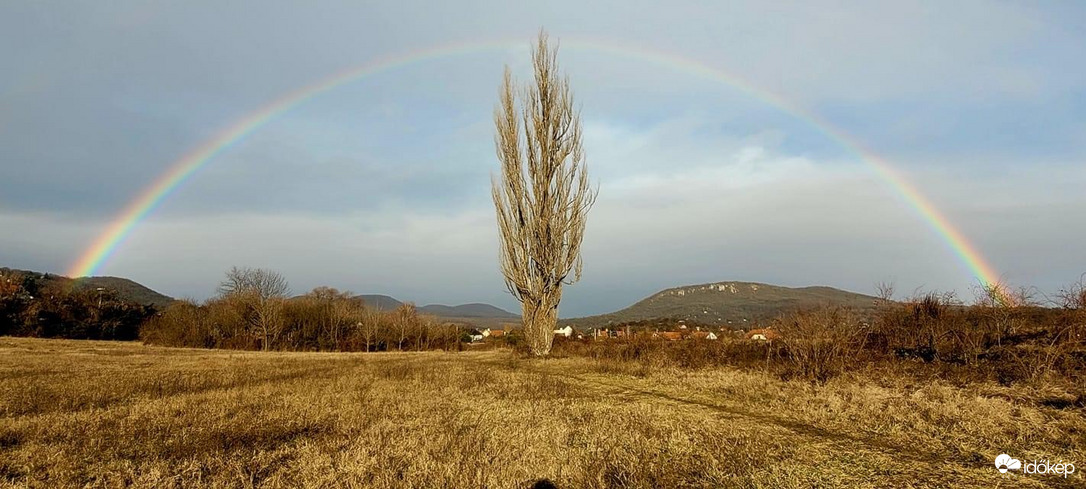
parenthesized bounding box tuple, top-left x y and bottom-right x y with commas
(71, 276, 175, 308)
(561, 281, 880, 329)
(418, 303, 518, 319)
(355, 294, 403, 311)
(1, 267, 174, 308)
(355, 294, 519, 323)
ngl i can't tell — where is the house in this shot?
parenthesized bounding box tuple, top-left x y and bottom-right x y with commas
(553, 325, 574, 338)
(594, 327, 630, 339)
(468, 329, 485, 342)
(482, 327, 509, 338)
(690, 331, 718, 340)
(653, 331, 683, 341)
(745, 328, 779, 342)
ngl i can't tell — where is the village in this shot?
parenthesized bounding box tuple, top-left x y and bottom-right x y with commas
(464, 321, 780, 343)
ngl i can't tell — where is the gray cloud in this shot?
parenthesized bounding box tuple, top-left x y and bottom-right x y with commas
(2, 1, 1084, 313)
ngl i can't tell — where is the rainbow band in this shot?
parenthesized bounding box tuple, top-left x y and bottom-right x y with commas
(67, 38, 1001, 290)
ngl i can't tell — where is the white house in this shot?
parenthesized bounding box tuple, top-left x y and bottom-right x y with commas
(553, 325, 574, 338)
(690, 331, 719, 340)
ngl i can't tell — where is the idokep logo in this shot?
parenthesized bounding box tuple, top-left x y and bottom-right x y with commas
(996, 453, 1077, 478)
(1024, 459, 1076, 478)
(995, 454, 1021, 473)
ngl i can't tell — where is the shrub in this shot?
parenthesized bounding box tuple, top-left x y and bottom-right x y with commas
(140, 287, 462, 352)
(550, 333, 777, 371)
(774, 307, 869, 383)
(0, 271, 152, 341)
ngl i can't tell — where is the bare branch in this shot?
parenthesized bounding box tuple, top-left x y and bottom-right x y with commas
(492, 30, 595, 356)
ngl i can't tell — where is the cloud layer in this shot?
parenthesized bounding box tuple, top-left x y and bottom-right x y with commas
(2, 1, 1083, 315)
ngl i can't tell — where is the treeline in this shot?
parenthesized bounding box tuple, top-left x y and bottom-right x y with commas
(140, 267, 464, 352)
(0, 269, 154, 340)
(554, 279, 1086, 386)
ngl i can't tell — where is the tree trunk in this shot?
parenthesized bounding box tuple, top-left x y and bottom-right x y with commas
(522, 299, 557, 356)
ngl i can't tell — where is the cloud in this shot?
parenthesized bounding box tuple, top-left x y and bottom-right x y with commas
(1, 1, 1084, 314)
(5, 133, 1083, 316)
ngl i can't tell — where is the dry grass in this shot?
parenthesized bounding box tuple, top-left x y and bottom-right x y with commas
(1, 337, 1082, 488)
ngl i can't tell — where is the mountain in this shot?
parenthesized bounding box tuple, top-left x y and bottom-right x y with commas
(1, 268, 174, 308)
(560, 281, 880, 329)
(71, 276, 175, 308)
(418, 303, 519, 319)
(356, 294, 519, 321)
(355, 294, 403, 310)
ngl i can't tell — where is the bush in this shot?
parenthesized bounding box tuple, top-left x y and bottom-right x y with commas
(544, 278, 1086, 395)
(140, 288, 462, 352)
(141, 301, 215, 348)
(774, 307, 869, 383)
(0, 271, 153, 341)
(550, 333, 777, 370)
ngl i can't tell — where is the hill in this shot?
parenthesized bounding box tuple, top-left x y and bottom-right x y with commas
(561, 281, 880, 329)
(355, 294, 403, 311)
(355, 294, 519, 324)
(418, 303, 519, 319)
(71, 276, 175, 308)
(1, 267, 174, 308)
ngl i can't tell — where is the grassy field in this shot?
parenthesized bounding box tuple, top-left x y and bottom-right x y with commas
(1, 337, 1082, 488)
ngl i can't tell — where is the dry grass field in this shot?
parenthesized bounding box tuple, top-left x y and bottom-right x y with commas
(1, 337, 1083, 488)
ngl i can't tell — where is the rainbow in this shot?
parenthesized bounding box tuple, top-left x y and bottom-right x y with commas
(66, 38, 1002, 290)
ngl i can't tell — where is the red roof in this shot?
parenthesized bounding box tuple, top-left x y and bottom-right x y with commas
(745, 328, 780, 340)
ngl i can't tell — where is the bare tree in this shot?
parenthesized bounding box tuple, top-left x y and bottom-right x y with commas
(492, 31, 596, 357)
(250, 293, 285, 351)
(394, 302, 417, 351)
(218, 266, 290, 300)
(360, 306, 381, 352)
(415, 314, 430, 351)
(875, 281, 895, 307)
(218, 267, 290, 350)
(306, 286, 357, 350)
(973, 280, 1022, 309)
(972, 280, 1027, 343)
(1056, 273, 1086, 310)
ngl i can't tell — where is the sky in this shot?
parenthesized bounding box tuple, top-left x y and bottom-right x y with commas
(1, 1, 1084, 317)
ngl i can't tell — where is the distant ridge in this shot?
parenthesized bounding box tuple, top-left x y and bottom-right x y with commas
(0, 267, 174, 308)
(356, 294, 519, 320)
(355, 294, 404, 311)
(3, 269, 876, 330)
(72, 276, 175, 308)
(561, 281, 880, 329)
(418, 303, 519, 319)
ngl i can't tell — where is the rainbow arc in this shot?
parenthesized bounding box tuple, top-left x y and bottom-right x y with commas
(66, 38, 1001, 290)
